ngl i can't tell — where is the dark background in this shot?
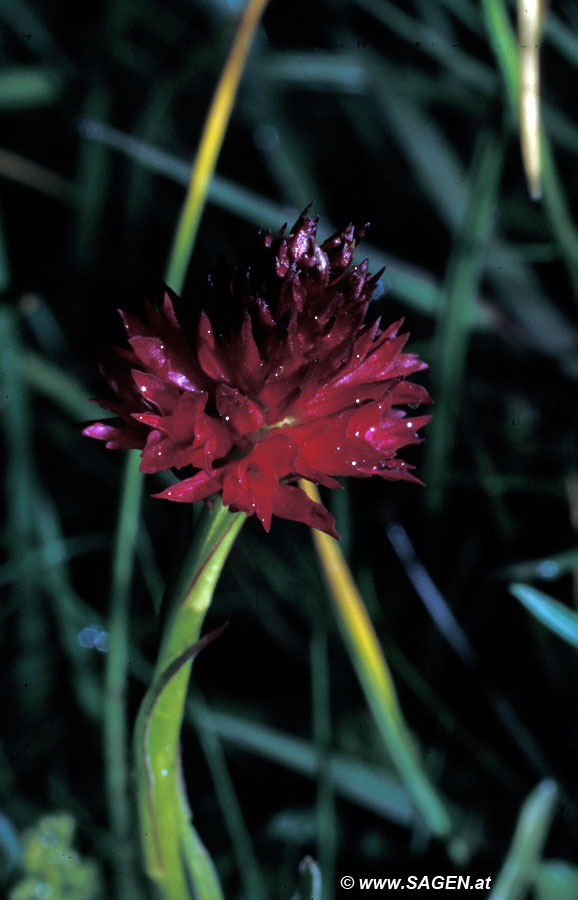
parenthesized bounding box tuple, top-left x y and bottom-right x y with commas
(2, 1, 578, 898)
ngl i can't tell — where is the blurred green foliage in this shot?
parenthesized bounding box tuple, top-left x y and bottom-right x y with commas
(8, 813, 101, 900)
(1, 0, 578, 898)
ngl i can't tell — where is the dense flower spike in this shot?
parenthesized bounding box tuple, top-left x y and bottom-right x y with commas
(84, 211, 431, 537)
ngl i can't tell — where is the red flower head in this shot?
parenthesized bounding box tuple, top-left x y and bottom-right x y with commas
(84, 211, 431, 538)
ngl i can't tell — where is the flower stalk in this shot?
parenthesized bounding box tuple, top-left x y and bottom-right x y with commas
(133, 498, 245, 900)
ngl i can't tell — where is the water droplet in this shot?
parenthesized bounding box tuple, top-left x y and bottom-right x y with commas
(225, 416, 230, 422)
(537, 560, 559, 579)
(355, 431, 360, 438)
(96, 631, 109, 652)
(140, 385, 147, 392)
(406, 421, 413, 428)
(78, 626, 99, 648)
(161, 769, 168, 777)
(351, 460, 357, 466)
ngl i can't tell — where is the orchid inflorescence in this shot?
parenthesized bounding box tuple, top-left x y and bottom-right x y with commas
(85, 210, 431, 538)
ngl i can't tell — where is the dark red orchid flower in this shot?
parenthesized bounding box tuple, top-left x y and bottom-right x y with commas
(84, 211, 431, 538)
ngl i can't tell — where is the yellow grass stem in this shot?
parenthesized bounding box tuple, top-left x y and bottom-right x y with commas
(518, 0, 546, 200)
(165, 0, 270, 294)
(300, 479, 453, 842)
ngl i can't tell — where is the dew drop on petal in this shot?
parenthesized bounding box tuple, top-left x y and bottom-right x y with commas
(406, 421, 413, 428)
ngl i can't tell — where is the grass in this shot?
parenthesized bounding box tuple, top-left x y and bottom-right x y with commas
(2, 0, 578, 898)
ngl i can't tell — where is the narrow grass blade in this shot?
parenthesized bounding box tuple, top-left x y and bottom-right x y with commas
(187, 704, 413, 825)
(32, 491, 104, 722)
(534, 860, 578, 900)
(300, 481, 453, 842)
(75, 82, 112, 266)
(481, 0, 519, 110)
(165, 0, 270, 293)
(0, 214, 10, 292)
(292, 857, 322, 900)
(105, 450, 144, 900)
(385, 521, 475, 666)
(541, 136, 578, 301)
(0, 148, 76, 203)
(510, 583, 578, 650)
(311, 627, 336, 900)
(499, 548, 578, 583)
(16, 350, 96, 421)
(0, 307, 48, 716)
(369, 56, 467, 229)
(482, 0, 578, 300)
(425, 130, 504, 510)
(518, 0, 545, 199)
(79, 121, 493, 323)
(187, 695, 268, 900)
(355, 0, 495, 92)
(0, 66, 62, 109)
(489, 779, 558, 900)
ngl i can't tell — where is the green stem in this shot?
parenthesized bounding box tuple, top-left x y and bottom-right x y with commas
(134, 498, 245, 900)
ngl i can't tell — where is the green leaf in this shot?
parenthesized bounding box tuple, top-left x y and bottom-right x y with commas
(510, 583, 578, 650)
(0, 66, 62, 109)
(194, 705, 414, 826)
(534, 860, 578, 900)
(292, 857, 322, 900)
(489, 779, 558, 900)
